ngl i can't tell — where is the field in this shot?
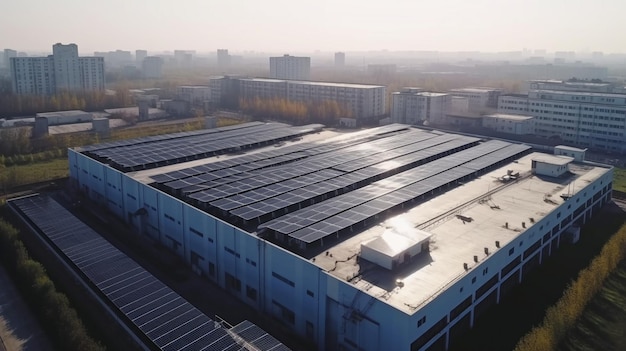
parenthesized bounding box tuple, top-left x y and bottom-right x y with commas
(0, 159, 69, 192)
(612, 167, 626, 192)
(557, 260, 626, 351)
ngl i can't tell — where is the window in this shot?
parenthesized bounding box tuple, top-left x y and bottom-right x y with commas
(190, 251, 203, 266)
(306, 290, 314, 297)
(417, 316, 427, 327)
(224, 246, 240, 258)
(246, 285, 257, 301)
(508, 247, 515, 256)
(225, 272, 241, 292)
(272, 272, 295, 287)
(272, 300, 295, 325)
(189, 226, 203, 238)
(471, 277, 477, 284)
(208, 262, 215, 277)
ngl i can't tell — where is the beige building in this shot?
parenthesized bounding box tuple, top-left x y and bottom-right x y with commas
(482, 113, 535, 135)
(391, 88, 450, 125)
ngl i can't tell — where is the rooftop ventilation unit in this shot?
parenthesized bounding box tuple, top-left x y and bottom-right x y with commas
(360, 227, 431, 270)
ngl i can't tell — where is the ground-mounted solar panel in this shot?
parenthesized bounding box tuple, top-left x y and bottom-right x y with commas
(9, 195, 288, 351)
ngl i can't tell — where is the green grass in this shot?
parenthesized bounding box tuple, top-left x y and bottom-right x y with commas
(613, 168, 626, 192)
(1, 158, 69, 191)
(557, 260, 626, 351)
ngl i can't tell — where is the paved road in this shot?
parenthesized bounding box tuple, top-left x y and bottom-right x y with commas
(0, 265, 53, 351)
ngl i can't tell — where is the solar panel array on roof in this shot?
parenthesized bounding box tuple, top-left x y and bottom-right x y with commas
(83, 122, 323, 172)
(260, 141, 531, 245)
(10, 195, 289, 351)
(146, 126, 481, 229)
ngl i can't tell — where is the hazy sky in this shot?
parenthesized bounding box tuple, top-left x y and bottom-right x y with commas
(1, 0, 625, 54)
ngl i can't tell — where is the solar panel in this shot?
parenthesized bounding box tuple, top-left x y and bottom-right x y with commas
(9, 195, 292, 351)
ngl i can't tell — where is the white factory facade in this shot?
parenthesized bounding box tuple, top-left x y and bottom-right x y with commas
(10, 43, 105, 95)
(68, 123, 613, 351)
(270, 54, 311, 80)
(498, 80, 626, 152)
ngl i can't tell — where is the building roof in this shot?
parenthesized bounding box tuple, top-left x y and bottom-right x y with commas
(76, 123, 610, 315)
(484, 114, 534, 121)
(449, 87, 501, 94)
(240, 78, 385, 89)
(532, 154, 573, 166)
(555, 145, 587, 152)
(313, 152, 607, 314)
(533, 89, 626, 99)
(500, 93, 528, 98)
(36, 110, 90, 118)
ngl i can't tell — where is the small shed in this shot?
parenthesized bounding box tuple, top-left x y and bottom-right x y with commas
(360, 228, 431, 270)
(554, 145, 586, 162)
(531, 155, 574, 177)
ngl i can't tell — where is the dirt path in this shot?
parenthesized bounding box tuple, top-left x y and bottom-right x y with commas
(0, 265, 53, 351)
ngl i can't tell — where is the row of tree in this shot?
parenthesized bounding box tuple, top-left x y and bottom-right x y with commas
(514, 223, 626, 351)
(239, 96, 352, 125)
(0, 89, 134, 118)
(0, 127, 95, 157)
(0, 218, 105, 351)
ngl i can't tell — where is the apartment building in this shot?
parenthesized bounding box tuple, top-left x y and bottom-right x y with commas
(391, 88, 450, 125)
(10, 43, 105, 95)
(498, 80, 626, 152)
(270, 54, 311, 80)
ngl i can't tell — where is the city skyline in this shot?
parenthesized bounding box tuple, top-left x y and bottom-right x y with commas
(1, 0, 625, 53)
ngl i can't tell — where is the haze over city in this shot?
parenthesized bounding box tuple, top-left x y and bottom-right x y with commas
(2, 0, 626, 53)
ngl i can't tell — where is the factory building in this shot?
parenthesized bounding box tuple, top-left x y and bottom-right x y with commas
(68, 122, 613, 351)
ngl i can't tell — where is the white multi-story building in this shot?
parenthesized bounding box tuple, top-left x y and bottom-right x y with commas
(233, 77, 386, 119)
(3, 49, 17, 69)
(177, 85, 211, 106)
(69, 123, 613, 351)
(135, 50, 147, 64)
(53, 43, 82, 91)
(142, 56, 163, 79)
(270, 55, 310, 81)
(498, 80, 626, 152)
(482, 113, 535, 135)
(335, 52, 345, 68)
(391, 88, 450, 125)
(10, 43, 105, 96)
(449, 87, 502, 113)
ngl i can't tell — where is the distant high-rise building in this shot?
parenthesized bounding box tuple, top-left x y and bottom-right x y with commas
(142, 56, 163, 79)
(94, 50, 132, 68)
(53, 43, 82, 91)
(334, 52, 345, 68)
(4, 49, 17, 69)
(217, 49, 230, 70)
(10, 43, 105, 96)
(136, 50, 147, 64)
(269, 54, 310, 80)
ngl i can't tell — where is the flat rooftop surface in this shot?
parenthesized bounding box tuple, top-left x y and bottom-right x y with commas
(36, 110, 89, 118)
(241, 78, 385, 89)
(313, 153, 609, 314)
(485, 114, 534, 121)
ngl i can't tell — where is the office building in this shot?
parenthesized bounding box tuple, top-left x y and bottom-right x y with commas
(270, 55, 310, 80)
(335, 52, 345, 68)
(176, 85, 211, 106)
(391, 88, 450, 125)
(142, 56, 163, 79)
(448, 87, 502, 113)
(94, 49, 133, 68)
(69, 122, 612, 351)
(482, 114, 535, 135)
(10, 43, 105, 96)
(217, 49, 231, 70)
(498, 80, 626, 152)
(209, 76, 386, 119)
(3, 49, 17, 69)
(135, 50, 147, 64)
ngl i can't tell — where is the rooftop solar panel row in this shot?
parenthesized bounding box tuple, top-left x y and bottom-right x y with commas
(9, 195, 289, 351)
